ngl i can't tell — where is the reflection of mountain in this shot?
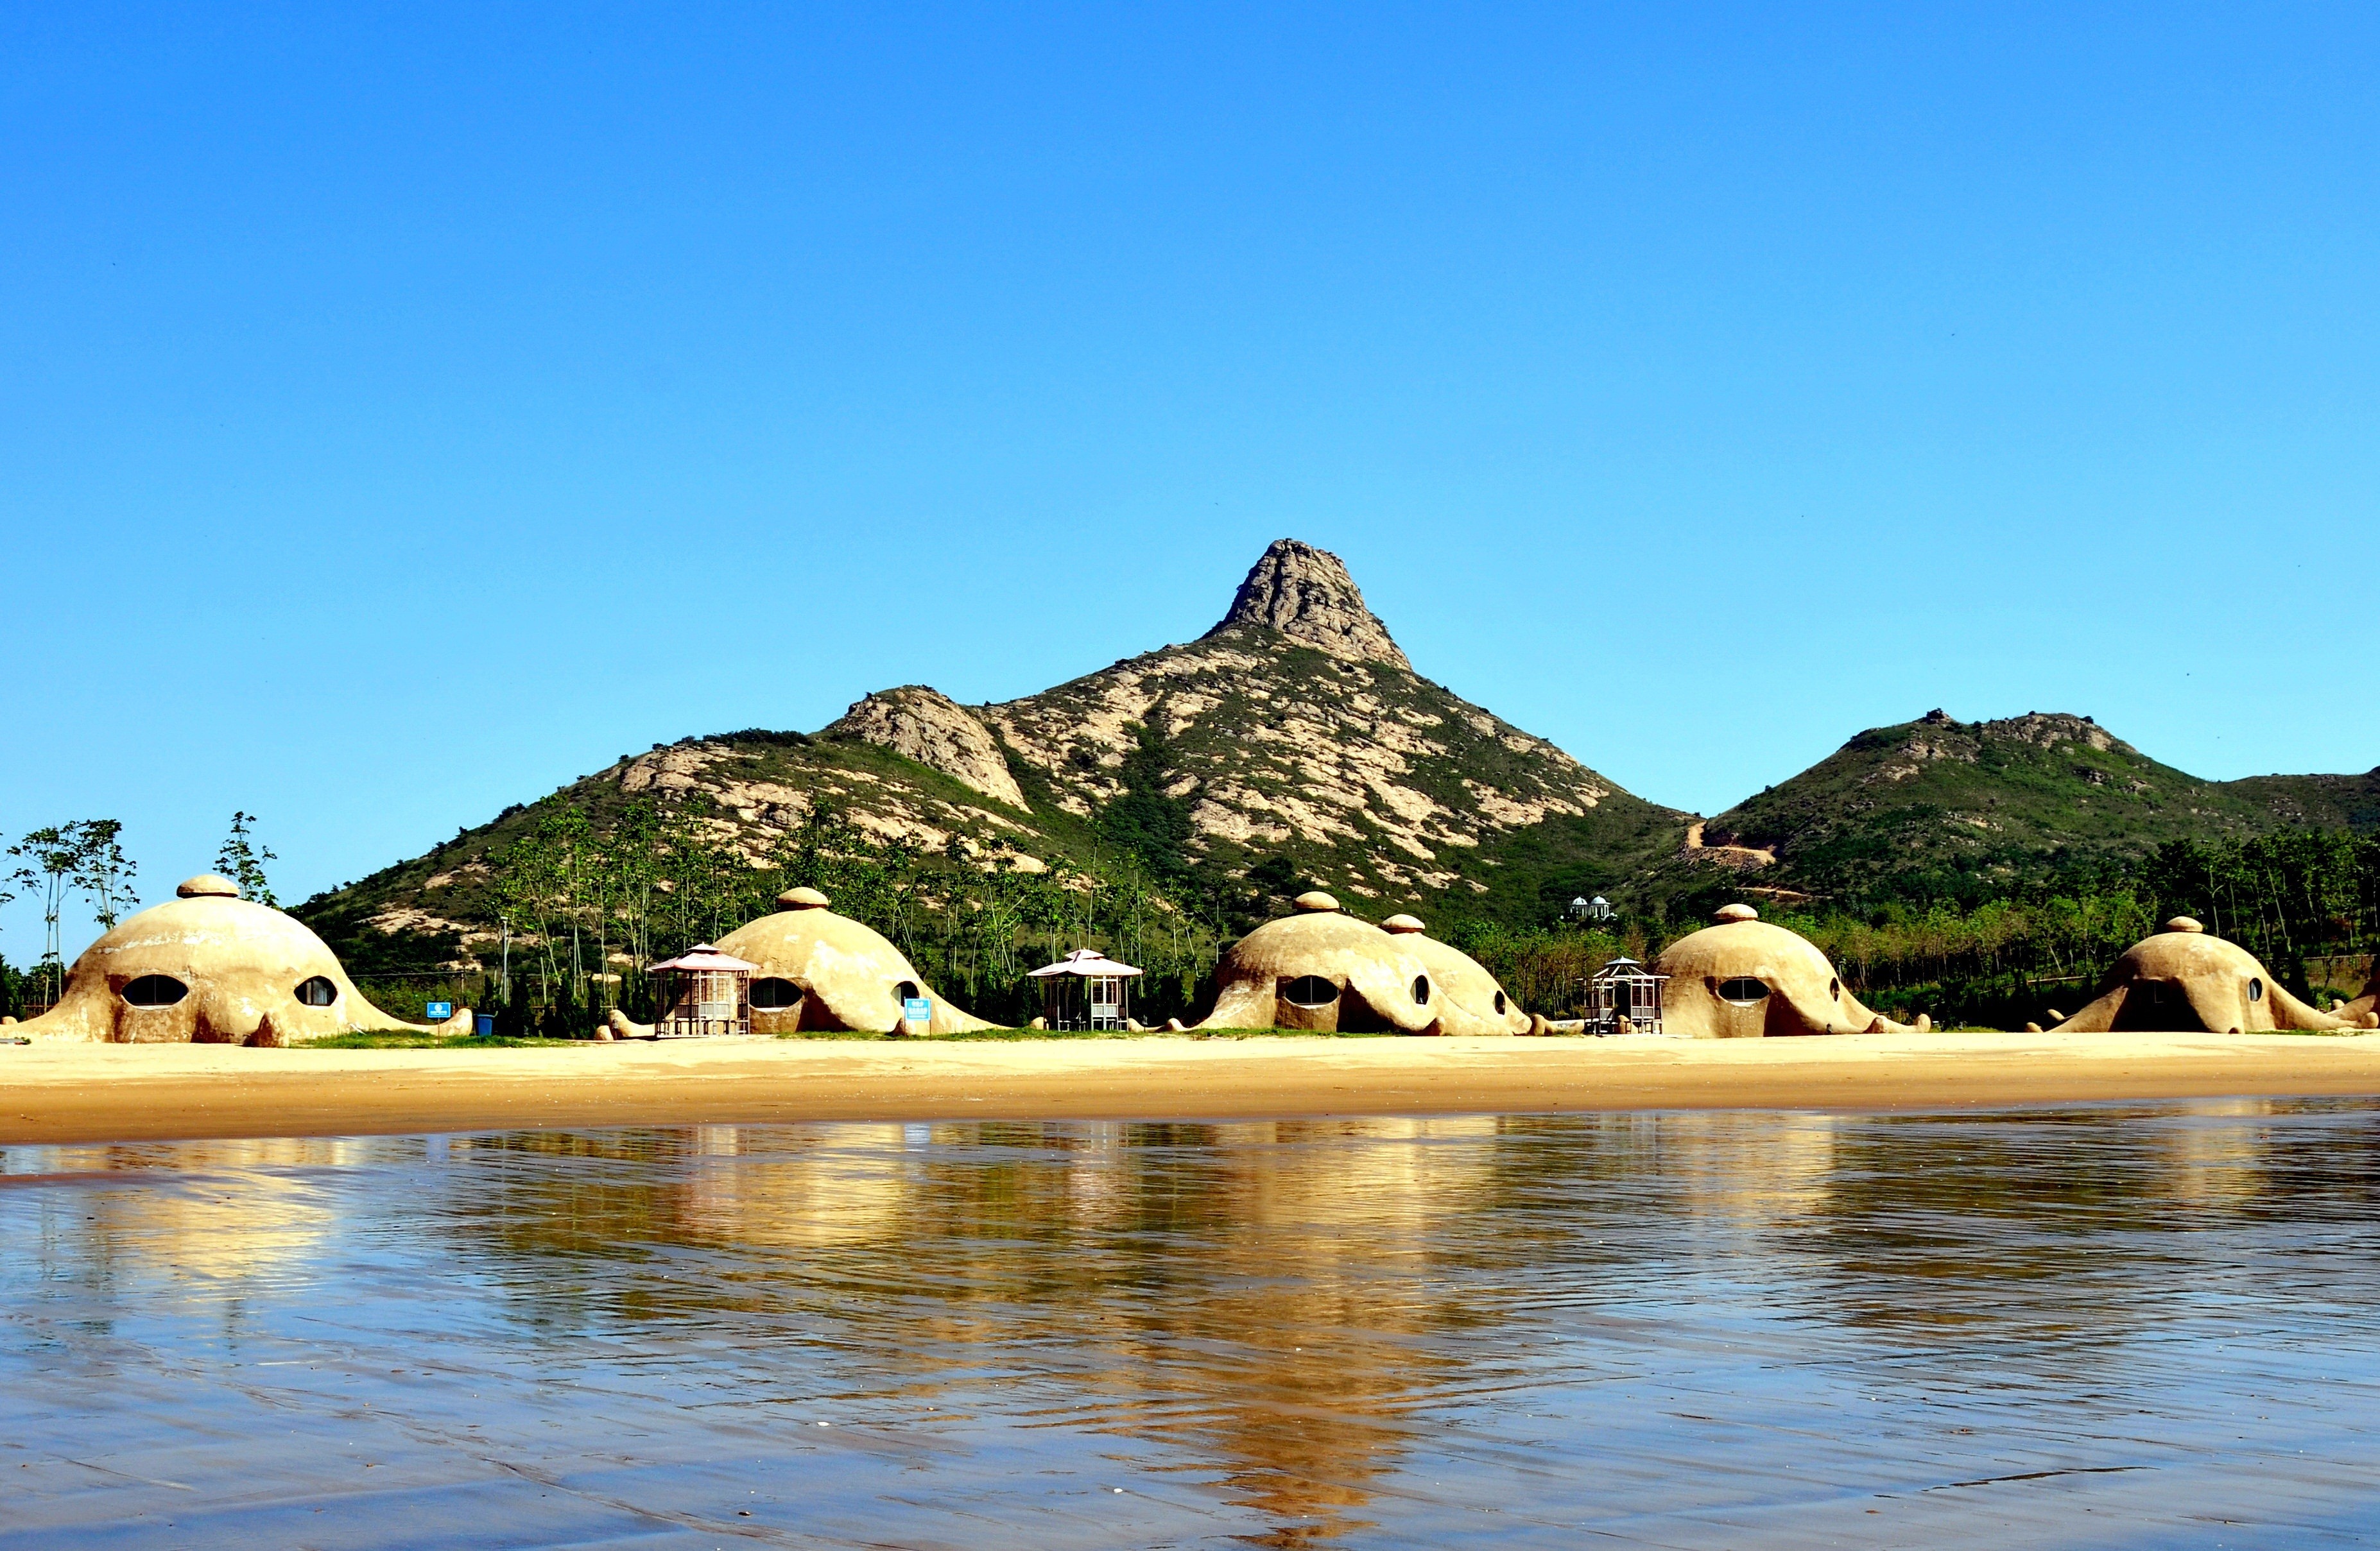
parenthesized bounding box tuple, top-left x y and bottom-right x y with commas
(1773, 1108, 2296, 1353)
(391, 1108, 2380, 1546)
(419, 1115, 1886, 1541)
(431, 1119, 1515, 1541)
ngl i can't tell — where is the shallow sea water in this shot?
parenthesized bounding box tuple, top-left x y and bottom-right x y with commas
(4, 1102, 2379, 1548)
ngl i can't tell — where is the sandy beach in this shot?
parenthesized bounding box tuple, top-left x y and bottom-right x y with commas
(3, 1028, 2379, 1145)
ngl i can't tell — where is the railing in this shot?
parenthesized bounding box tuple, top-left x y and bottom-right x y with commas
(655, 1016, 750, 1038)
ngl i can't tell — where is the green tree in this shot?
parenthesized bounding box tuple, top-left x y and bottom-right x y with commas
(214, 811, 278, 906)
(72, 820, 139, 929)
(8, 821, 140, 1002)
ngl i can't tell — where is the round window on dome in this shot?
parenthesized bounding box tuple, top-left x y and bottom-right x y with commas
(894, 981, 921, 1004)
(1411, 976, 1430, 1005)
(295, 976, 337, 1007)
(122, 975, 187, 1008)
(1717, 977, 1770, 1006)
(1282, 975, 1337, 1008)
(1494, 991, 1506, 1015)
(2248, 977, 2264, 1003)
(752, 977, 802, 1010)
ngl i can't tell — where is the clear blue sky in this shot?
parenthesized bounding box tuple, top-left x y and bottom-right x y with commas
(5, 3, 2377, 951)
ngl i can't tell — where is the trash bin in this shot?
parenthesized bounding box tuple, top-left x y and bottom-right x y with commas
(474, 1013, 497, 1037)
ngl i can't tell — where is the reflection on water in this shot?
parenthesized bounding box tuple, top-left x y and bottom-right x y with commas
(6, 1104, 2380, 1547)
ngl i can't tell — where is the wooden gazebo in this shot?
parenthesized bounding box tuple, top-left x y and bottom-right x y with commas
(649, 943, 759, 1038)
(1586, 956, 1668, 1036)
(1026, 948, 1143, 1031)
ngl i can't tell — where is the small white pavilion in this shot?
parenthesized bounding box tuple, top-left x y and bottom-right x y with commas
(1026, 948, 1143, 1031)
(1586, 955, 1668, 1036)
(649, 943, 760, 1038)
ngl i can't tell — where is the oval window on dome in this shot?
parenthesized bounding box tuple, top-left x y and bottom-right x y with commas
(1282, 975, 1337, 1008)
(894, 981, 920, 1005)
(2248, 977, 2264, 1003)
(122, 975, 188, 1008)
(295, 976, 337, 1007)
(1717, 977, 1770, 1006)
(752, 977, 802, 1010)
(1411, 976, 1430, 1005)
(1493, 990, 1506, 1015)
(1829, 977, 1840, 1002)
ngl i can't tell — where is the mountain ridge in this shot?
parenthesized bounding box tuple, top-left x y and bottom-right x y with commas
(303, 541, 1687, 972)
(295, 545, 2374, 973)
(1670, 707, 2309, 907)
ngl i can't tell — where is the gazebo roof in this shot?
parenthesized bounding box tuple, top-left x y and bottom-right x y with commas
(650, 943, 760, 974)
(1027, 948, 1144, 979)
(1591, 956, 1666, 980)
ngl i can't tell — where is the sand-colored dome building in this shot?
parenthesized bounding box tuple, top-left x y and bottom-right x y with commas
(2048, 918, 2353, 1034)
(1652, 904, 1917, 1038)
(1187, 893, 1528, 1035)
(2340, 964, 2379, 1027)
(1377, 913, 1533, 1036)
(696, 887, 992, 1035)
(7, 875, 454, 1045)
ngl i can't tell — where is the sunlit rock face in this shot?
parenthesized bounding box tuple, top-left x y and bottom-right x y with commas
(320, 538, 1677, 965)
(13, 875, 420, 1045)
(1191, 893, 1526, 1034)
(1653, 904, 1910, 1039)
(824, 686, 1029, 810)
(2051, 918, 2349, 1034)
(1201, 538, 1414, 671)
(712, 888, 993, 1036)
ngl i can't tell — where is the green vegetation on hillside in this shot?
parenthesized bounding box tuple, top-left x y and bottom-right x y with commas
(1678, 712, 2282, 911)
(288, 664, 2376, 1038)
(2220, 769, 2380, 835)
(1000, 630, 1686, 923)
(1446, 827, 2380, 1029)
(309, 789, 1237, 1036)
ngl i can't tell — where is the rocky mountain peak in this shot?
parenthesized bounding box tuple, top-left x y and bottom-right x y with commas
(1978, 711, 2126, 755)
(1203, 538, 1411, 671)
(824, 686, 1028, 810)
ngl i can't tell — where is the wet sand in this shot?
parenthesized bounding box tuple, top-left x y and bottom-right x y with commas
(6, 1028, 2380, 1144)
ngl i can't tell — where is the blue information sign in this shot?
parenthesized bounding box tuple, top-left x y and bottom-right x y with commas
(425, 1001, 454, 1019)
(902, 997, 933, 1026)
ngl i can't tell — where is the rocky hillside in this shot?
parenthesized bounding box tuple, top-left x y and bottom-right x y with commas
(2219, 769, 2380, 835)
(1668, 709, 2288, 907)
(301, 540, 1689, 972)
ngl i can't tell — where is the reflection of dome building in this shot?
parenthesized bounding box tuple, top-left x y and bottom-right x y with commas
(2050, 919, 2347, 1034)
(1660, 1110, 1843, 1222)
(674, 1123, 913, 1248)
(2157, 1098, 2275, 1209)
(1191, 895, 1528, 1034)
(1090, 1116, 1506, 1540)
(12, 875, 440, 1045)
(1652, 905, 1911, 1038)
(1212, 1116, 1505, 1238)
(19, 1137, 366, 1281)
